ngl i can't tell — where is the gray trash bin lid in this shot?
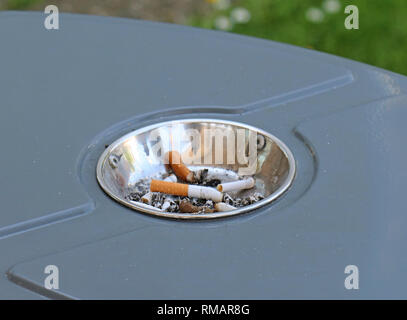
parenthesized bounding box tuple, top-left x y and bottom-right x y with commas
(1, 11, 407, 299)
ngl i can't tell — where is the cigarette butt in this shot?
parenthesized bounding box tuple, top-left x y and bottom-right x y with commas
(150, 180, 223, 202)
(179, 200, 215, 213)
(216, 177, 255, 192)
(142, 174, 178, 203)
(129, 201, 163, 211)
(165, 151, 195, 182)
(150, 179, 189, 196)
(162, 201, 171, 211)
(162, 196, 175, 211)
(214, 202, 237, 212)
(188, 185, 223, 202)
(141, 192, 153, 204)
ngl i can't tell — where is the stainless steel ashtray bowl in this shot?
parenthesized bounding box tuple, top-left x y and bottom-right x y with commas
(96, 119, 295, 219)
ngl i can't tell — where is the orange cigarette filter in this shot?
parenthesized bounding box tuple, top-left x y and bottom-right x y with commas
(165, 151, 195, 182)
(150, 179, 189, 197)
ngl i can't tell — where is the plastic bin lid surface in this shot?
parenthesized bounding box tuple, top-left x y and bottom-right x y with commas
(1, 11, 407, 299)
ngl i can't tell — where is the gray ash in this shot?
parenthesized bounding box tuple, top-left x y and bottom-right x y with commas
(195, 168, 223, 187)
(223, 193, 234, 205)
(202, 178, 221, 187)
(126, 191, 143, 202)
(223, 192, 264, 207)
(126, 170, 265, 214)
(125, 177, 150, 202)
(195, 168, 208, 183)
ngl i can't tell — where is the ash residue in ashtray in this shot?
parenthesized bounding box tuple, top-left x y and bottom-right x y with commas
(125, 151, 265, 214)
(126, 173, 216, 213)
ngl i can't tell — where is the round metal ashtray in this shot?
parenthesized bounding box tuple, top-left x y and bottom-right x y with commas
(96, 119, 295, 219)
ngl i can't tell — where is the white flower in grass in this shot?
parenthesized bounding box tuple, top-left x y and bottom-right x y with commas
(230, 7, 251, 24)
(214, 16, 233, 31)
(305, 7, 325, 23)
(213, 0, 231, 11)
(322, 0, 341, 14)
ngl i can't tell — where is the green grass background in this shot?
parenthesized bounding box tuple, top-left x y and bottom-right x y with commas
(2, 0, 406, 75)
(191, 0, 407, 75)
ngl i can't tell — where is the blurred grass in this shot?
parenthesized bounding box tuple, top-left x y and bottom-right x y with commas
(1, 0, 406, 75)
(3, 0, 43, 10)
(191, 0, 407, 75)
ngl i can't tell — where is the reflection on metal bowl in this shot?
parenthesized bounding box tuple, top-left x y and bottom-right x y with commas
(96, 119, 296, 219)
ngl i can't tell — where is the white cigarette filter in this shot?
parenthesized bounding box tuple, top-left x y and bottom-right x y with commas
(161, 201, 171, 211)
(141, 192, 153, 204)
(150, 180, 223, 202)
(130, 201, 163, 211)
(216, 177, 255, 193)
(188, 185, 223, 203)
(141, 175, 177, 204)
(165, 151, 195, 182)
(214, 202, 236, 212)
(161, 196, 175, 211)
